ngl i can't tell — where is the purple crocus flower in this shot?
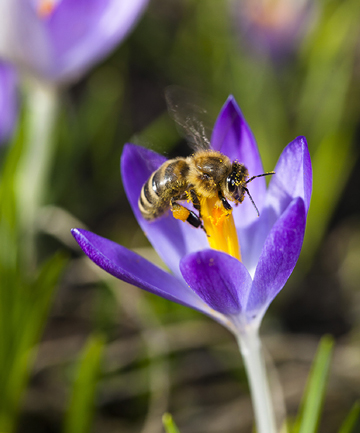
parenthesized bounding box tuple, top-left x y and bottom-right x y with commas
(232, 0, 317, 59)
(0, 0, 150, 83)
(72, 96, 312, 336)
(0, 62, 17, 143)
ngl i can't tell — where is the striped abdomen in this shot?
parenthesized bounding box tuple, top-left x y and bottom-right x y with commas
(139, 158, 190, 220)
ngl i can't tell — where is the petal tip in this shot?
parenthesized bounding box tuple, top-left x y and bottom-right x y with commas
(291, 135, 309, 153)
(223, 95, 241, 115)
(225, 94, 236, 104)
(71, 227, 81, 239)
(71, 227, 87, 237)
(123, 142, 136, 151)
(121, 143, 138, 161)
(71, 228, 91, 250)
(295, 135, 309, 150)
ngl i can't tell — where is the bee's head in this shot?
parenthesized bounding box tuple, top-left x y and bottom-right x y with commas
(225, 162, 249, 203)
(225, 163, 275, 216)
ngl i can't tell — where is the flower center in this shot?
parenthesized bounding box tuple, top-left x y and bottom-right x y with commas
(37, 0, 57, 18)
(200, 197, 241, 261)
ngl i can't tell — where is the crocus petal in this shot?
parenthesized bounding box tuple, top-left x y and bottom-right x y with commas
(121, 144, 208, 277)
(211, 96, 266, 227)
(180, 249, 252, 315)
(241, 136, 312, 273)
(44, 0, 149, 82)
(0, 0, 149, 83)
(233, 0, 316, 60)
(71, 228, 209, 313)
(0, 61, 17, 143)
(246, 197, 306, 317)
(266, 136, 312, 217)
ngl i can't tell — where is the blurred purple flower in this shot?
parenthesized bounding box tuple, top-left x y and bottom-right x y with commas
(72, 96, 312, 334)
(0, 0, 150, 83)
(232, 0, 317, 58)
(0, 62, 18, 144)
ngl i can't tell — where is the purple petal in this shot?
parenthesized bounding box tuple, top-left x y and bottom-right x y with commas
(0, 0, 149, 83)
(232, 0, 316, 60)
(0, 62, 18, 143)
(44, 0, 149, 82)
(180, 250, 252, 315)
(211, 96, 266, 227)
(239, 136, 312, 273)
(121, 144, 208, 277)
(246, 197, 306, 316)
(71, 228, 208, 313)
(266, 136, 312, 216)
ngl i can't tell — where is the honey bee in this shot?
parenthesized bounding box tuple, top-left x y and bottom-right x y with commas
(138, 89, 274, 232)
(138, 150, 273, 231)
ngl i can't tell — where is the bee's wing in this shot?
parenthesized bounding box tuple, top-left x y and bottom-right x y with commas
(165, 86, 212, 151)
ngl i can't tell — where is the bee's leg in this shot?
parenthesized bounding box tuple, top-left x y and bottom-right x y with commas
(189, 189, 201, 212)
(170, 199, 202, 230)
(189, 190, 208, 236)
(218, 191, 232, 212)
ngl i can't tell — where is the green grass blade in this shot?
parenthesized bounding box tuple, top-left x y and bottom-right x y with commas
(63, 334, 105, 433)
(292, 335, 334, 433)
(338, 401, 360, 433)
(0, 252, 67, 433)
(162, 413, 181, 433)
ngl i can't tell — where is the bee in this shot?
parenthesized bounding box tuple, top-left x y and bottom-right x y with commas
(138, 88, 274, 232)
(138, 150, 273, 231)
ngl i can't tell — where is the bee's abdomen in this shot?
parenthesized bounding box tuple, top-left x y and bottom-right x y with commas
(139, 158, 189, 220)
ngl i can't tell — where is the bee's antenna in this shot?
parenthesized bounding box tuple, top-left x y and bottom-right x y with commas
(245, 171, 275, 185)
(241, 171, 274, 216)
(243, 187, 260, 217)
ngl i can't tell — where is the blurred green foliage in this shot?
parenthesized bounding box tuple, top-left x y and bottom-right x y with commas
(0, 113, 68, 432)
(292, 336, 334, 433)
(162, 412, 181, 433)
(338, 401, 360, 433)
(63, 335, 105, 433)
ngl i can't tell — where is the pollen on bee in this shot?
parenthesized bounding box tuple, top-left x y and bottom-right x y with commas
(172, 206, 190, 222)
(184, 191, 192, 203)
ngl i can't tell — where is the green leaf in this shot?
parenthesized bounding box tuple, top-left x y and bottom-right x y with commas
(20, 252, 68, 352)
(292, 335, 334, 433)
(0, 252, 67, 433)
(63, 334, 105, 433)
(338, 401, 360, 433)
(0, 115, 26, 272)
(162, 413, 181, 433)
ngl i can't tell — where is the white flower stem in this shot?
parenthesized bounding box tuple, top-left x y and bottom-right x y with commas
(16, 79, 59, 262)
(237, 326, 277, 433)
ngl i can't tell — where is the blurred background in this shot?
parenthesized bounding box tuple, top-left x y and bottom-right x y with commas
(1, 0, 360, 432)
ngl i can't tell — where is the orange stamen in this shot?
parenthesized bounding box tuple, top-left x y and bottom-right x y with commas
(200, 196, 241, 261)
